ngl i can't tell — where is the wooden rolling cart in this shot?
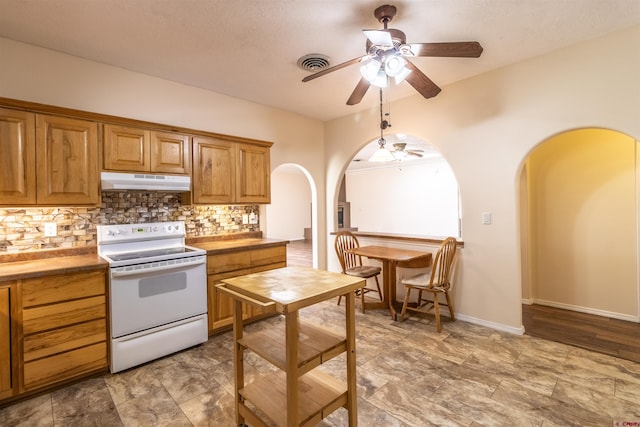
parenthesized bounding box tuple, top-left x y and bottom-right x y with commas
(218, 266, 363, 427)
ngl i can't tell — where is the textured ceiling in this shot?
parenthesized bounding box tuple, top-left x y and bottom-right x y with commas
(1, 0, 639, 123)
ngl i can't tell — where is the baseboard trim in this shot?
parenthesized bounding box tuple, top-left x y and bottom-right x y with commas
(456, 313, 525, 335)
(532, 299, 640, 323)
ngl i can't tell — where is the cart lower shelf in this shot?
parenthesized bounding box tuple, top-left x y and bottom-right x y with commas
(238, 320, 345, 376)
(239, 369, 348, 427)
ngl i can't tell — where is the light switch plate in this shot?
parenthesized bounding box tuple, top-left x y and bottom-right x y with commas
(44, 222, 57, 236)
(482, 212, 492, 225)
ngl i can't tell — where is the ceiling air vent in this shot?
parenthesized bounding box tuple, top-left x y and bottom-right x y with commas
(297, 54, 331, 72)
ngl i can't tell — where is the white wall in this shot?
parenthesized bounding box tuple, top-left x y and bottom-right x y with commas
(2, 25, 639, 333)
(0, 37, 328, 266)
(325, 25, 640, 332)
(346, 157, 459, 237)
(266, 168, 311, 240)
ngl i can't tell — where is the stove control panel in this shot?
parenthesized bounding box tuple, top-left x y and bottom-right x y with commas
(97, 221, 185, 243)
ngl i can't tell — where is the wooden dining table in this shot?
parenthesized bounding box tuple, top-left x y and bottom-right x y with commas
(345, 245, 432, 319)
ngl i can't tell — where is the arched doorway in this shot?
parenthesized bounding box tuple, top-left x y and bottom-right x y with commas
(344, 133, 461, 238)
(265, 163, 317, 268)
(519, 128, 639, 355)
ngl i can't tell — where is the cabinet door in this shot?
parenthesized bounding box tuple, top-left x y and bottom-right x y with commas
(151, 131, 191, 174)
(36, 115, 99, 205)
(0, 286, 11, 396)
(103, 124, 150, 172)
(236, 143, 270, 203)
(193, 136, 235, 204)
(0, 108, 36, 205)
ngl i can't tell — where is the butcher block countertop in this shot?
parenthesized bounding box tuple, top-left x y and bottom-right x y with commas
(190, 237, 289, 255)
(0, 253, 107, 283)
(0, 236, 288, 282)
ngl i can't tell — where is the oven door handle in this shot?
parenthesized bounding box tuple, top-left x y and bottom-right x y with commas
(110, 258, 206, 278)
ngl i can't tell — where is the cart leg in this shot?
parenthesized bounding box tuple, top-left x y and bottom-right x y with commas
(345, 291, 358, 426)
(285, 310, 300, 426)
(232, 299, 245, 427)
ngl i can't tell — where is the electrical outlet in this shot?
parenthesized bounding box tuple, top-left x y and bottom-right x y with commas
(44, 222, 57, 237)
(249, 213, 258, 224)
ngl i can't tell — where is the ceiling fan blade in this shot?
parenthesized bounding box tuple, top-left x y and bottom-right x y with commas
(404, 60, 441, 99)
(408, 41, 483, 58)
(363, 29, 393, 47)
(408, 151, 423, 158)
(346, 78, 371, 105)
(302, 55, 369, 82)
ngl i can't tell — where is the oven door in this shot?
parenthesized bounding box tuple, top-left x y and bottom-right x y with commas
(109, 256, 207, 338)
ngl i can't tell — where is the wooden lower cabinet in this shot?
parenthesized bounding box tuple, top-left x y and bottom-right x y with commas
(207, 245, 286, 334)
(0, 284, 15, 399)
(20, 269, 108, 392)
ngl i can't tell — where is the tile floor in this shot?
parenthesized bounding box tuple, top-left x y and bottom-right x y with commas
(1, 297, 640, 426)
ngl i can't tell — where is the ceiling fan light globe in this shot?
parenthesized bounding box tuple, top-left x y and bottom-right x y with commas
(384, 55, 406, 77)
(360, 59, 381, 82)
(371, 69, 388, 87)
(392, 150, 408, 160)
(369, 147, 395, 162)
(393, 67, 412, 84)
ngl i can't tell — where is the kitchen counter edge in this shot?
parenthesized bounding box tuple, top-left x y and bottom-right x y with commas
(0, 254, 108, 283)
(190, 238, 290, 255)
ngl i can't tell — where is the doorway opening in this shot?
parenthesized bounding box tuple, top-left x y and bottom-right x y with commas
(265, 163, 316, 268)
(519, 128, 640, 360)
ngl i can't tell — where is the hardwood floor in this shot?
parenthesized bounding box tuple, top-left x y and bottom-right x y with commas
(286, 239, 312, 267)
(523, 303, 640, 363)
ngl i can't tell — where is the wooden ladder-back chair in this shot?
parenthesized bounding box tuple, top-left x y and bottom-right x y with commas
(400, 237, 458, 332)
(334, 231, 383, 313)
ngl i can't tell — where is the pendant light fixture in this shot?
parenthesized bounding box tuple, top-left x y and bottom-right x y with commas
(369, 88, 395, 162)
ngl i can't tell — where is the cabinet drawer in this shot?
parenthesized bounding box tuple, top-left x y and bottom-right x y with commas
(23, 342, 107, 390)
(251, 246, 286, 267)
(207, 251, 251, 274)
(22, 270, 105, 308)
(23, 319, 106, 362)
(23, 296, 106, 335)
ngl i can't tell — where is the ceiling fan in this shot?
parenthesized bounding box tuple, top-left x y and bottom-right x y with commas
(391, 142, 423, 158)
(301, 4, 483, 105)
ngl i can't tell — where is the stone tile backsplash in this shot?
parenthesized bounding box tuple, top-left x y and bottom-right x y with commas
(0, 192, 259, 253)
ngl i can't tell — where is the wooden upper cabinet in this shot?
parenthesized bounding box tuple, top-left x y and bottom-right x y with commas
(151, 131, 191, 174)
(192, 136, 235, 204)
(192, 137, 271, 205)
(0, 108, 36, 204)
(236, 143, 270, 204)
(103, 125, 191, 175)
(103, 124, 150, 172)
(35, 114, 99, 205)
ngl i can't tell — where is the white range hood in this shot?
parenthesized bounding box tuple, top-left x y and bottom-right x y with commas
(101, 172, 191, 192)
